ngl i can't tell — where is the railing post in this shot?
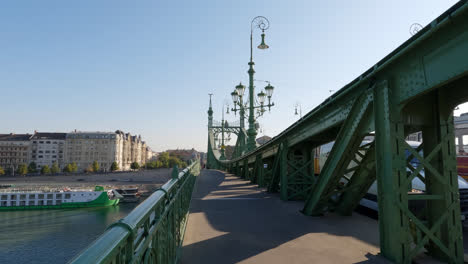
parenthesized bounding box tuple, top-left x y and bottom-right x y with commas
(172, 165, 179, 180)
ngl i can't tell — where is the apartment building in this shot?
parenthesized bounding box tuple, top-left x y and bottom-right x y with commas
(66, 130, 150, 172)
(0, 134, 31, 171)
(30, 132, 66, 168)
(65, 131, 121, 172)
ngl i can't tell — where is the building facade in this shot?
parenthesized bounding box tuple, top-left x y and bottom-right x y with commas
(30, 133, 66, 169)
(65, 131, 120, 172)
(0, 130, 150, 173)
(66, 131, 149, 172)
(0, 134, 31, 173)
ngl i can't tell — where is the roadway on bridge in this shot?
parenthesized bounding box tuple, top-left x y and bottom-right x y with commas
(180, 170, 392, 264)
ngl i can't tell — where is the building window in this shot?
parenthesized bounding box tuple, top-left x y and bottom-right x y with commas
(46, 141, 51, 144)
(28, 201, 35, 206)
(39, 141, 44, 143)
(29, 194, 35, 199)
(38, 155, 43, 158)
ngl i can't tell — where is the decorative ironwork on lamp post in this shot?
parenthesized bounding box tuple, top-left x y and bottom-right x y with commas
(231, 16, 275, 152)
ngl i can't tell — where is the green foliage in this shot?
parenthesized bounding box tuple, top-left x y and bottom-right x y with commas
(63, 164, 73, 173)
(0, 166, 4, 175)
(92, 161, 99, 172)
(157, 152, 170, 168)
(41, 165, 50, 175)
(146, 161, 156, 169)
(130, 162, 140, 170)
(51, 162, 60, 174)
(156, 160, 163, 168)
(110, 161, 119, 172)
(156, 152, 187, 168)
(17, 164, 28, 175)
(28, 162, 37, 173)
(71, 162, 78, 172)
(168, 156, 182, 168)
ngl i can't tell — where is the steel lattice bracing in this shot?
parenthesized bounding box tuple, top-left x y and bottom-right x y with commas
(207, 1, 468, 263)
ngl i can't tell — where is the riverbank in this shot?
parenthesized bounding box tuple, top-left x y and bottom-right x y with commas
(0, 168, 174, 195)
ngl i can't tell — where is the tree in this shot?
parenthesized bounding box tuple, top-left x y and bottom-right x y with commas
(156, 160, 163, 168)
(130, 162, 140, 170)
(71, 162, 78, 173)
(17, 164, 28, 176)
(28, 162, 37, 173)
(92, 161, 99, 172)
(168, 156, 182, 168)
(41, 165, 50, 175)
(63, 164, 73, 173)
(158, 152, 170, 168)
(0, 166, 4, 176)
(51, 162, 60, 174)
(110, 161, 119, 172)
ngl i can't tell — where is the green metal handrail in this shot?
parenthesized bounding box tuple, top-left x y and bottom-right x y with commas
(69, 160, 200, 264)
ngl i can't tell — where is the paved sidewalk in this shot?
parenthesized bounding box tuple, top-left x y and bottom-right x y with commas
(180, 170, 391, 264)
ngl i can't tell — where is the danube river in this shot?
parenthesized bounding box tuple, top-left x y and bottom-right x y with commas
(0, 203, 138, 263)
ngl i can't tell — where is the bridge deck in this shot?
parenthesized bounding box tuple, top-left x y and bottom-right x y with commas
(180, 170, 393, 264)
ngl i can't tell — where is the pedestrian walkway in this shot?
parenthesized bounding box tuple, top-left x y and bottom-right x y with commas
(180, 170, 392, 264)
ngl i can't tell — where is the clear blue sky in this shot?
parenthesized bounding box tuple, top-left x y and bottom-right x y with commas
(1, 0, 465, 152)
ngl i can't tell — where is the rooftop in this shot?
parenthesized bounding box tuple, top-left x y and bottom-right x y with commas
(0, 134, 32, 141)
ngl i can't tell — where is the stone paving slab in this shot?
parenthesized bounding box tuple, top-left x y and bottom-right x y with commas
(180, 170, 393, 264)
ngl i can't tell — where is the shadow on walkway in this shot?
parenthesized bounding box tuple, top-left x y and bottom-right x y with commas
(181, 170, 391, 264)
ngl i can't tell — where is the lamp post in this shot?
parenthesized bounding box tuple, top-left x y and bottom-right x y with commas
(232, 16, 274, 151)
(295, 103, 302, 118)
(219, 103, 230, 160)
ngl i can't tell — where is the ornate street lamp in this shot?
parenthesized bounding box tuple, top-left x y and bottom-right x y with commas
(246, 16, 271, 151)
(231, 82, 246, 129)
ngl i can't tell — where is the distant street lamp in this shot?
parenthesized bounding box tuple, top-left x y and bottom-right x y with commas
(295, 103, 302, 118)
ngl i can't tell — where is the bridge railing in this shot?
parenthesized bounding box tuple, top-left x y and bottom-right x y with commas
(69, 160, 200, 264)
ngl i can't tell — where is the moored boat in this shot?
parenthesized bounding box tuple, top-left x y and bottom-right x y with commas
(0, 186, 121, 211)
(115, 187, 140, 203)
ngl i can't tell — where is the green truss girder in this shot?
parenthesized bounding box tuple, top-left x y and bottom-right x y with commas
(335, 142, 376, 216)
(303, 89, 374, 215)
(281, 148, 316, 201)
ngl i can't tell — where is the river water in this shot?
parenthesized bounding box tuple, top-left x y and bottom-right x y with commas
(0, 203, 138, 264)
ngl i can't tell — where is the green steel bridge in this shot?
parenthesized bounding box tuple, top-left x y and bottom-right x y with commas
(71, 1, 468, 263)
